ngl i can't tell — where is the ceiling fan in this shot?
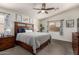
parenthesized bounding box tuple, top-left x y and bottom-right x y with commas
(33, 3, 59, 14)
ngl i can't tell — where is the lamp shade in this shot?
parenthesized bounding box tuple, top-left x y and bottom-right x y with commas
(4, 28, 11, 35)
(5, 29, 11, 32)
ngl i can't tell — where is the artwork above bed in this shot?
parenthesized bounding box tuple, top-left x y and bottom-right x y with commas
(16, 14, 33, 23)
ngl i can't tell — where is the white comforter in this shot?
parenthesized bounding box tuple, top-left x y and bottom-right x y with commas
(16, 32, 51, 53)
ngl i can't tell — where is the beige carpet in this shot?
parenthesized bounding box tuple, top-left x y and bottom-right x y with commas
(0, 39, 74, 55)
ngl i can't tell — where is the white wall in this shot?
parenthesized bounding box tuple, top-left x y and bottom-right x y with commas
(40, 7, 79, 42)
(33, 18, 39, 31)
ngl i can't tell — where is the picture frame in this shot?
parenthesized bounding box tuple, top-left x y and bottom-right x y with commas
(66, 20, 74, 28)
(29, 18, 33, 23)
(22, 17, 29, 23)
(16, 14, 22, 22)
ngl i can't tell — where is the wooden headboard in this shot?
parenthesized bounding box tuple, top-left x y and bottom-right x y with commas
(14, 22, 34, 37)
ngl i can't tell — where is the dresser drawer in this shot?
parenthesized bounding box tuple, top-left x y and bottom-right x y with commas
(0, 36, 15, 51)
(72, 32, 79, 55)
(72, 39, 78, 44)
(73, 46, 79, 55)
(5, 38, 14, 42)
(0, 39, 14, 44)
(0, 42, 14, 51)
(73, 33, 79, 36)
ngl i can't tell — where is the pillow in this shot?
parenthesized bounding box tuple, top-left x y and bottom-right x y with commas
(18, 28, 25, 33)
(25, 30, 33, 32)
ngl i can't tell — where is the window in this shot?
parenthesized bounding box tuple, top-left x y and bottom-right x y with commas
(0, 15, 5, 33)
(48, 21, 60, 32)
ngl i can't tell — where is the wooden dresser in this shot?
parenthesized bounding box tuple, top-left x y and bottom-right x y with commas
(72, 32, 79, 55)
(0, 36, 15, 51)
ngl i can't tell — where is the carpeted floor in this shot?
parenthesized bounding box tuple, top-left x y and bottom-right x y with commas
(0, 39, 74, 55)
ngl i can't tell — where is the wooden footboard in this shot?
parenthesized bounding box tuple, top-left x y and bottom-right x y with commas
(36, 39, 50, 53)
(16, 39, 50, 55)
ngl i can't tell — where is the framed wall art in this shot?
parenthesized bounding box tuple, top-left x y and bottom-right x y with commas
(22, 16, 29, 23)
(16, 14, 22, 22)
(66, 20, 74, 28)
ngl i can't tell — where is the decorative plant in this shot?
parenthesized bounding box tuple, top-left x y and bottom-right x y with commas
(40, 24, 44, 32)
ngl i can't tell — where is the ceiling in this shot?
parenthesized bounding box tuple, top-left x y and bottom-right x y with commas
(0, 3, 78, 20)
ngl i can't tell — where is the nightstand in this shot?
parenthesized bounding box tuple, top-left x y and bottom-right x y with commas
(0, 36, 15, 51)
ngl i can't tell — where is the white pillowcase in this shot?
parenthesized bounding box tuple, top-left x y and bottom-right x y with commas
(25, 30, 33, 32)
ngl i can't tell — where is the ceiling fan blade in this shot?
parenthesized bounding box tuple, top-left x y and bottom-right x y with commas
(38, 11, 41, 14)
(45, 11, 48, 14)
(42, 3, 46, 9)
(55, 8, 59, 10)
(45, 7, 59, 10)
(45, 8, 55, 10)
(33, 8, 41, 10)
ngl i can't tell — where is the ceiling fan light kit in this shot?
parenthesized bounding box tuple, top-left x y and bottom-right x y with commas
(33, 3, 58, 14)
(41, 10, 45, 13)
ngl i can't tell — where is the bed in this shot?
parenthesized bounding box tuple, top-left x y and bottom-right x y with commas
(14, 22, 51, 54)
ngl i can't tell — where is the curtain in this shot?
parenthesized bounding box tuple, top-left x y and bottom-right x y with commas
(60, 20, 64, 35)
(4, 14, 11, 35)
(5, 14, 10, 29)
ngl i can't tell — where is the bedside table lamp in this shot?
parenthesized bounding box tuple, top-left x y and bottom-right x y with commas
(5, 28, 11, 36)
